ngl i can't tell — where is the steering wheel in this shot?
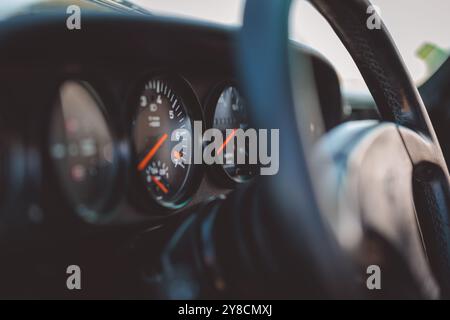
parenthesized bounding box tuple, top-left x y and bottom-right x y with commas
(236, 0, 450, 299)
(146, 0, 450, 299)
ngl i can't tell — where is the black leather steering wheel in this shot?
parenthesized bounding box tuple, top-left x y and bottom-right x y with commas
(237, 0, 450, 298)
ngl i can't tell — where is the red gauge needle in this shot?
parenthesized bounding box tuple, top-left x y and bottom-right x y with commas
(217, 129, 238, 156)
(151, 176, 169, 194)
(138, 133, 168, 171)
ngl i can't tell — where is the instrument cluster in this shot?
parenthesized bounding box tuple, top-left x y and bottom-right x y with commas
(27, 73, 254, 224)
(0, 39, 341, 228)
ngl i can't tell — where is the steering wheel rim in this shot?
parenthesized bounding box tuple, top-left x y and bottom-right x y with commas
(237, 0, 450, 298)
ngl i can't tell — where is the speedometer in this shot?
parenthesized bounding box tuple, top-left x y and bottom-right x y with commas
(132, 75, 202, 210)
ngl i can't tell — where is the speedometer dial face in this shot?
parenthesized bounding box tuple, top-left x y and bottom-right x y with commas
(133, 76, 194, 208)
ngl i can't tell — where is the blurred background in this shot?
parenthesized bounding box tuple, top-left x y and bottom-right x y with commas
(130, 0, 450, 93)
(3, 0, 449, 93)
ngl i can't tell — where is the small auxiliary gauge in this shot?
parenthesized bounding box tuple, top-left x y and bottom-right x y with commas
(208, 84, 258, 185)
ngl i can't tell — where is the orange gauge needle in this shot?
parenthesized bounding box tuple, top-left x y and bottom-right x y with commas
(151, 176, 169, 194)
(138, 133, 168, 171)
(217, 129, 238, 156)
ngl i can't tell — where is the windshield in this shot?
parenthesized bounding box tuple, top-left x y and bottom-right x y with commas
(131, 0, 244, 25)
(131, 0, 450, 92)
(7, 1, 446, 91)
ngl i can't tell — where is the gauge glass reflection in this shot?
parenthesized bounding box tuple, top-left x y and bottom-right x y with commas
(49, 81, 116, 221)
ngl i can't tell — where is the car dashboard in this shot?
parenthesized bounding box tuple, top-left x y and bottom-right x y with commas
(0, 3, 344, 298)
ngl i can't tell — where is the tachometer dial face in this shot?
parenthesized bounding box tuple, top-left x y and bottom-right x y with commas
(212, 86, 257, 183)
(133, 77, 194, 208)
(49, 81, 117, 222)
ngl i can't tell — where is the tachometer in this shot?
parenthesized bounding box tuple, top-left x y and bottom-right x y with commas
(132, 75, 201, 209)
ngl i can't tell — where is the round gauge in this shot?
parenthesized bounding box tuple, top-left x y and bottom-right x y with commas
(132, 75, 200, 209)
(49, 81, 117, 222)
(210, 85, 257, 184)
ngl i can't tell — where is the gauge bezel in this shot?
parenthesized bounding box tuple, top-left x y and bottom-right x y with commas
(205, 81, 255, 187)
(46, 79, 123, 224)
(0, 90, 27, 219)
(129, 73, 204, 213)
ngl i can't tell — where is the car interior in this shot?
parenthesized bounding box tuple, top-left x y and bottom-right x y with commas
(1, 0, 450, 300)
